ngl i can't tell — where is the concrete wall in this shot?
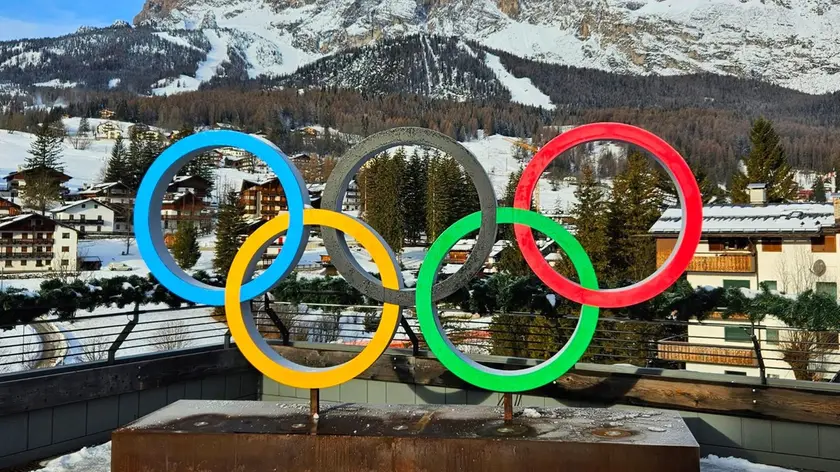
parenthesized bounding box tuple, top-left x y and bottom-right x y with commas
(263, 376, 840, 472)
(0, 348, 259, 470)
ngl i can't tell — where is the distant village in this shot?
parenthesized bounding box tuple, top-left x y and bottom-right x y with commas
(0, 109, 361, 275)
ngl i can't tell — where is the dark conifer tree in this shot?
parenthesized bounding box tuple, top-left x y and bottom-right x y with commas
(213, 191, 246, 278)
(730, 117, 797, 203)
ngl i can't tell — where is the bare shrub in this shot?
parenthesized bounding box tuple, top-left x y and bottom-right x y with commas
(781, 329, 836, 381)
(81, 338, 110, 362)
(69, 134, 92, 150)
(153, 319, 191, 351)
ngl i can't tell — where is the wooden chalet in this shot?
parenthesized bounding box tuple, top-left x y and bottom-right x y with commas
(161, 191, 212, 235)
(3, 167, 72, 197)
(240, 177, 288, 221)
(168, 175, 212, 200)
(0, 196, 21, 217)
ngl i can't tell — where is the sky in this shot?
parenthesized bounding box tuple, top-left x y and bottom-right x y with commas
(0, 1, 146, 41)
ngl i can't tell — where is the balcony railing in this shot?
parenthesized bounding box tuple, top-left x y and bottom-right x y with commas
(658, 335, 758, 367)
(61, 219, 104, 226)
(657, 251, 756, 273)
(0, 238, 55, 246)
(0, 252, 55, 260)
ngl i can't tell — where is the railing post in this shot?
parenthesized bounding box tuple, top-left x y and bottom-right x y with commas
(400, 315, 420, 356)
(108, 304, 139, 364)
(262, 294, 290, 346)
(224, 329, 232, 349)
(750, 333, 767, 385)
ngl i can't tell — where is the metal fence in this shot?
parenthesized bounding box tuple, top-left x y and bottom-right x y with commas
(3, 299, 840, 383)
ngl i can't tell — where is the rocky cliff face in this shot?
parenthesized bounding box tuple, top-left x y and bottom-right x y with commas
(131, 0, 840, 94)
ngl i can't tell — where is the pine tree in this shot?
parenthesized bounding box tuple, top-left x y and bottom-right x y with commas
(425, 152, 462, 243)
(730, 117, 797, 203)
(607, 152, 663, 283)
(172, 222, 201, 269)
(363, 151, 405, 254)
(568, 164, 610, 277)
(401, 149, 427, 245)
(125, 128, 145, 189)
(454, 168, 480, 222)
(26, 121, 64, 171)
(495, 167, 532, 276)
(105, 135, 129, 183)
(213, 191, 246, 278)
(78, 117, 92, 136)
(812, 177, 827, 203)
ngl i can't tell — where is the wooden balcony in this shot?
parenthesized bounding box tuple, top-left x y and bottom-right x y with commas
(657, 251, 755, 273)
(0, 252, 55, 260)
(658, 338, 757, 367)
(0, 238, 54, 246)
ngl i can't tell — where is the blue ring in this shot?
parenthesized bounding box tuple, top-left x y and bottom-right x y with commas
(134, 131, 309, 306)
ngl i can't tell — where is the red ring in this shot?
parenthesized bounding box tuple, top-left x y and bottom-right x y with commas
(513, 122, 702, 308)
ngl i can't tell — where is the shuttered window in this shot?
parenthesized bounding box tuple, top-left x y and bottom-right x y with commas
(811, 235, 837, 253)
(761, 238, 782, 252)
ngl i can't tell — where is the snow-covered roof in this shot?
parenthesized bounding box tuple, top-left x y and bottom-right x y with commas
(0, 213, 78, 232)
(0, 213, 33, 229)
(50, 198, 115, 213)
(650, 203, 836, 235)
(451, 239, 477, 252)
(81, 182, 122, 192)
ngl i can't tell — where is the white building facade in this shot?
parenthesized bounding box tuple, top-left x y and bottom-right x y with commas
(51, 199, 128, 234)
(0, 214, 78, 273)
(651, 188, 840, 380)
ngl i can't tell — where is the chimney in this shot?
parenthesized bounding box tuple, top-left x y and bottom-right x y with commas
(748, 183, 767, 206)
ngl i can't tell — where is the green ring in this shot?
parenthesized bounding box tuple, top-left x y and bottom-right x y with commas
(415, 207, 600, 393)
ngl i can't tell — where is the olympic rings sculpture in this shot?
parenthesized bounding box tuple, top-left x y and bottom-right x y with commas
(135, 123, 703, 393)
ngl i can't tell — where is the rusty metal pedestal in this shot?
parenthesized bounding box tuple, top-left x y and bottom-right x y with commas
(111, 400, 700, 472)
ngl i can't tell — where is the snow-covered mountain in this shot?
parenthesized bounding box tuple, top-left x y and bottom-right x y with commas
(132, 0, 840, 95)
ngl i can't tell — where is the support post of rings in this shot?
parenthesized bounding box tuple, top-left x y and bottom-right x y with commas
(310, 389, 320, 419)
(503, 393, 513, 423)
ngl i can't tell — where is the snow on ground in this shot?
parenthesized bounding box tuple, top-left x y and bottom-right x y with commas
(484, 52, 554, 110)
(700, 455, 795, 472)
(35, 442, 110, 472)
(0, 325, 39, 374)
(29, 444, 795, 472)
(33, 79, 79, 89)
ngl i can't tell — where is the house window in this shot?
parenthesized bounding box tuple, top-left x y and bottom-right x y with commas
(61, 246, 70, 253)
(97, 226, 102, 232)
(816, 282, 838, 300)
(762, 238, 782, 252)
(723, 279, 751, 289)
(724, 370, 747, 376)
(69, 215, 74, 221)
(20, 260, 26, 266)
(94, 205, 98, 209)
(97, 215, 102, 221)
(3, 260, 10, 267)
(81, 204, 86, 208)
(766, 329, 779, 345)
(0, 233, 10, 239)
(724, 326, 753, 342)
(21, 233, 28, 239)
(709, 238, 749, 251)
(36, 260, 42, 267)
(761, 281, 778, 292)
(80, 215, 86, 222)
(62, 233, 70, 239)
(20, 247, 27, 253)
(811, 235, 837, 253)
(61, 259, 69, 267)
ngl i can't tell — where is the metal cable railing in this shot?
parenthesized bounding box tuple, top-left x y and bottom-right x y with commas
(4, 300, 840, 384)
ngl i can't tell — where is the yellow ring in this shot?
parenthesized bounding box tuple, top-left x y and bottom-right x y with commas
(225, 209, 402, 389)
